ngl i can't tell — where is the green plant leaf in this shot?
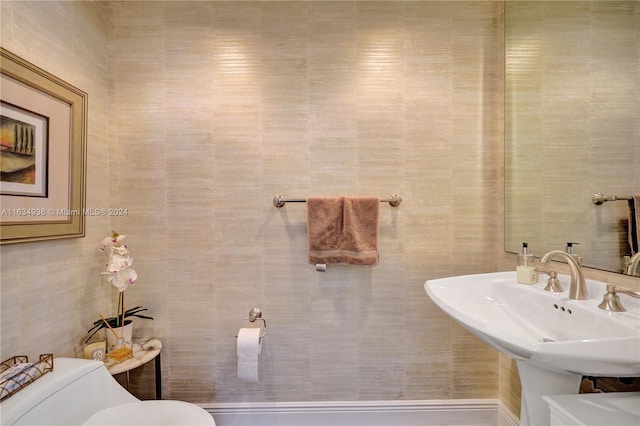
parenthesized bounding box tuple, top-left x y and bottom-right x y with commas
(85, 306, 154, 343)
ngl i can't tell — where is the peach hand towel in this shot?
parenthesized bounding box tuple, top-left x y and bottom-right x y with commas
(307, 196, 379, 266)
(629, 195, 640, 254)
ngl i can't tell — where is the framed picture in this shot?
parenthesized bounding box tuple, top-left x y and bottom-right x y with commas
(1, 48, 87, 244)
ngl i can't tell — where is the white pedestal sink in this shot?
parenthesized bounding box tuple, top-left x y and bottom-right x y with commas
(425, 272, 640, 426)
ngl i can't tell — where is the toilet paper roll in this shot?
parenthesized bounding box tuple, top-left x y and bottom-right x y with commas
(237, 327, 262, 383)
(315, 263, 326, 272)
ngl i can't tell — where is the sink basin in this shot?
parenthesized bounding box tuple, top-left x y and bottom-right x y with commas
(425, 271, 640, 376)
(425, 271, 640, 425)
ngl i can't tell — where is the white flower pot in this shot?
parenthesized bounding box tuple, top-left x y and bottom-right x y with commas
(105, 319, 133, 351)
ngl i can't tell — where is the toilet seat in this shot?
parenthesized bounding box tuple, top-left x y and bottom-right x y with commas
(82, 400, 215, 425)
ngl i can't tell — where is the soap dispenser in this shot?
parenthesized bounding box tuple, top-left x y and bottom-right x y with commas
(517, 242, 538, 284)
(566, 242, 582, 265)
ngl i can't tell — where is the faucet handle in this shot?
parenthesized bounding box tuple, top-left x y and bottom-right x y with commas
(543, 271, 563, 292)
(535, 269, 564, 292)
(598, 284, 640, 312)
(598, 285, 626, 312)
(607, 284, 640, 298)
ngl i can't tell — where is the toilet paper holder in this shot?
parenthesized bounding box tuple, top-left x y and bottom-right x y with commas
(236, 308, 267, 343)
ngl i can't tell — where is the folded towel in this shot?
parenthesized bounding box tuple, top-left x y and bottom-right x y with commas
(629, 195, 640, 254)
(307, 196, 379, 266)
(0, 362, 33, 383)
(0, 363, 36, 395)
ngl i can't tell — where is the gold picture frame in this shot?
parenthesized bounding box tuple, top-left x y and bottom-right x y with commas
(1, 48, 87, 244)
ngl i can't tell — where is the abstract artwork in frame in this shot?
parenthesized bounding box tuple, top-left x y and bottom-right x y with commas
(1, 101, 49, 197)
(0, 48, 87, 244)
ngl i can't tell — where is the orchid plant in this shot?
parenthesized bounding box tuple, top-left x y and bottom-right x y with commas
(85, 231, 153, 343)
(101, 231, 137, 292)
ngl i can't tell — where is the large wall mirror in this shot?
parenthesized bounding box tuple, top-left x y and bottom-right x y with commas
(505, 1, 639, 274)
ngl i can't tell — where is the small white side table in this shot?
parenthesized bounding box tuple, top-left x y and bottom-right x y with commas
(106, 338, 162, 400)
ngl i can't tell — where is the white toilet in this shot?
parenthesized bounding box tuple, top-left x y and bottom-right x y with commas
(1, 357, 216, 425)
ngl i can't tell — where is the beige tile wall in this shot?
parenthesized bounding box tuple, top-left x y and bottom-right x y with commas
(108, 1, 504, 403)
(0, 1, 112, 359)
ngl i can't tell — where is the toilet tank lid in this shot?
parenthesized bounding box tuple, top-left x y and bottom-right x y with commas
(1, 358, 104, 425)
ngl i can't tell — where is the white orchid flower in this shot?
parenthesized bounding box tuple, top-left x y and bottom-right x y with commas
(100, 233, 127, 251)
(100, 231, 137, 293)
(112, 245, 129, 255)
(118, 268, 137, 284)
(108, 274, 128, 292)
(109, 268, 137, 292)
(100, 236, 115, 251)
(106, 254, 133, 273)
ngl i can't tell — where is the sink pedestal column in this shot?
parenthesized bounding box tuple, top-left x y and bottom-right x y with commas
(516, 361, 582, 426)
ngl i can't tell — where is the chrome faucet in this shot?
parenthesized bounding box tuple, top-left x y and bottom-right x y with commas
(540, 250, 588, 300)
(626, 252, 640, 276)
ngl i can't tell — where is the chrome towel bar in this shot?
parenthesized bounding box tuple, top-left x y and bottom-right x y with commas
(592, 193, 633, 205)
(273, 194, 402, 208)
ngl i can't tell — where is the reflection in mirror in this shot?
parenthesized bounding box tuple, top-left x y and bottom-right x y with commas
(505, 1, 640, 273)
